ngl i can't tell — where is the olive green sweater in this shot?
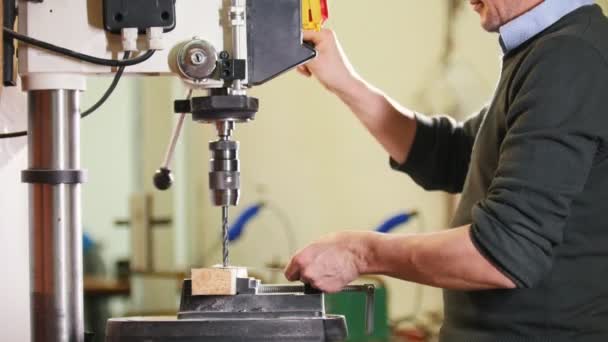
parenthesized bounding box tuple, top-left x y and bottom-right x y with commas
(392, 5, 608, 341)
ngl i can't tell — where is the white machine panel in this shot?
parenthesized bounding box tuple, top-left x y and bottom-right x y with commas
(17, 0, 228, 77)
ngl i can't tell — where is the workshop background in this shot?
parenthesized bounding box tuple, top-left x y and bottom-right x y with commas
(2, 1, 607, 341)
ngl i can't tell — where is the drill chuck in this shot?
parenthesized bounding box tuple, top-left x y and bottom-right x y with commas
(209, 139, 240, 206)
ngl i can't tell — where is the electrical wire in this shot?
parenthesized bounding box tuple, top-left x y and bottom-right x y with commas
(0, 51, 132, 139)
(82, 51, 131, 118)
(3, 28, 155, 67)
(1, 26, 156, 138)
(0, 130, 26, 138)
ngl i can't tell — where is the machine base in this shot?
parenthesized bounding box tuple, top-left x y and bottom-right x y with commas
(105, 315, 347, 342)
(105, 278, 363, 341)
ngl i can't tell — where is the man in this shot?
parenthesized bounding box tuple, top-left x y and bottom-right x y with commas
(285, 0, 608, 340)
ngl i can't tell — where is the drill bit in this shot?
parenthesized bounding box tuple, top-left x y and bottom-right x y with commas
(222, 206, 229, 267)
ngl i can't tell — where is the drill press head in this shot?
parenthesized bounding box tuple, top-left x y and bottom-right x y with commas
(155, 0, 316, 196)
(173, 94, 259, 207)
(154, 0, 316, 268)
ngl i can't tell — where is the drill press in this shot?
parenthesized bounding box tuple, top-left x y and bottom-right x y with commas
(126, 1, 374, 341)
(9, 0, 372, 340)
(154, 0, 316, 269)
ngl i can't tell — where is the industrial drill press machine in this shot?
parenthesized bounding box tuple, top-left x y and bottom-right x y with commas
(5, 0, 375, 340)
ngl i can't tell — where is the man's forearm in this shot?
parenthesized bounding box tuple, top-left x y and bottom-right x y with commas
(333, 78, 417, 164)
(360, 226, 516, 290)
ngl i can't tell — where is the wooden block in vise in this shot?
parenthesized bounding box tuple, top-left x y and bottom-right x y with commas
(191, 267, 248, 296)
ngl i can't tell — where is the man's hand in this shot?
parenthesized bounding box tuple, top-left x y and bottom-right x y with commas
(298, 29, 360, 95)
(284, 232, 374, 293)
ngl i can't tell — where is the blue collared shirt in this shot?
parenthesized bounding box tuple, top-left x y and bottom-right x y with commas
(499, 0, 595, 53)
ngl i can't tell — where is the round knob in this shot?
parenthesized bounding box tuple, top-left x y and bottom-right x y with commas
(153, 168, 174, 191)
(176, 39, 218, 81)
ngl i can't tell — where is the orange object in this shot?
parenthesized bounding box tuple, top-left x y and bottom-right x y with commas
(302, 0, 329, 31)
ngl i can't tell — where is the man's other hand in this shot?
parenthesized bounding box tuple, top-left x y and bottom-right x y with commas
(284, 231, 373, 293)
(298, 29, 360, 95)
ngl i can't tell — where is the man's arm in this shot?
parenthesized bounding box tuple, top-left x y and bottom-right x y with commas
(287, 36, 608, 293)
(284, 228, 515, 293)
(368, 226, 516, 289)
(300, 29, 484, 193)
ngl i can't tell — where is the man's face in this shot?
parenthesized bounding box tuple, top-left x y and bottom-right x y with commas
(469, 0, 541, 32)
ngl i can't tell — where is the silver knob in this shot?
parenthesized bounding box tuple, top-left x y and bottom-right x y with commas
(177, 39, 218, 81)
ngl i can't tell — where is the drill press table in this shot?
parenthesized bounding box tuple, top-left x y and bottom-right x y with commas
(106, 277, 374, 341)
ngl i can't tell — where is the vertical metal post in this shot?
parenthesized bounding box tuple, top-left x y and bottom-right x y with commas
(229, 0, 247, 94)
(26, 89, 84, 342)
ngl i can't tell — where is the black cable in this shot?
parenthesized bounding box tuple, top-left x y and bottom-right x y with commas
(81, 51, 130, 118)
(3, 28, 155, 67)
(0, 51, 131, 139)
(0, 130, 27, 138)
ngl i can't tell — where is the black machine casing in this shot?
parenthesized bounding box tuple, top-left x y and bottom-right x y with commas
(246, 0, 317, 85)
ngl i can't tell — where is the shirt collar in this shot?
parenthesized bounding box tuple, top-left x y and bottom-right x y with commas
(499, 0, 595, 53)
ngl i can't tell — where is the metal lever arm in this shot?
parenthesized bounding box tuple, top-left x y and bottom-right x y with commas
(153, 89, 193, 190)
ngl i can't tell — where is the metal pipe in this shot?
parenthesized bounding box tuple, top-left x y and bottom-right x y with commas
(230, 0, 247, 94)
(28, 89, 84, 342)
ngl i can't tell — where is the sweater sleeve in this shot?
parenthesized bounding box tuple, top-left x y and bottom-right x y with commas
(471, 36, 607, 288)
(390, 108, 487, 194)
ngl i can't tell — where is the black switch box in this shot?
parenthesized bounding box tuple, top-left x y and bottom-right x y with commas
(103, 0, 176, 34)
